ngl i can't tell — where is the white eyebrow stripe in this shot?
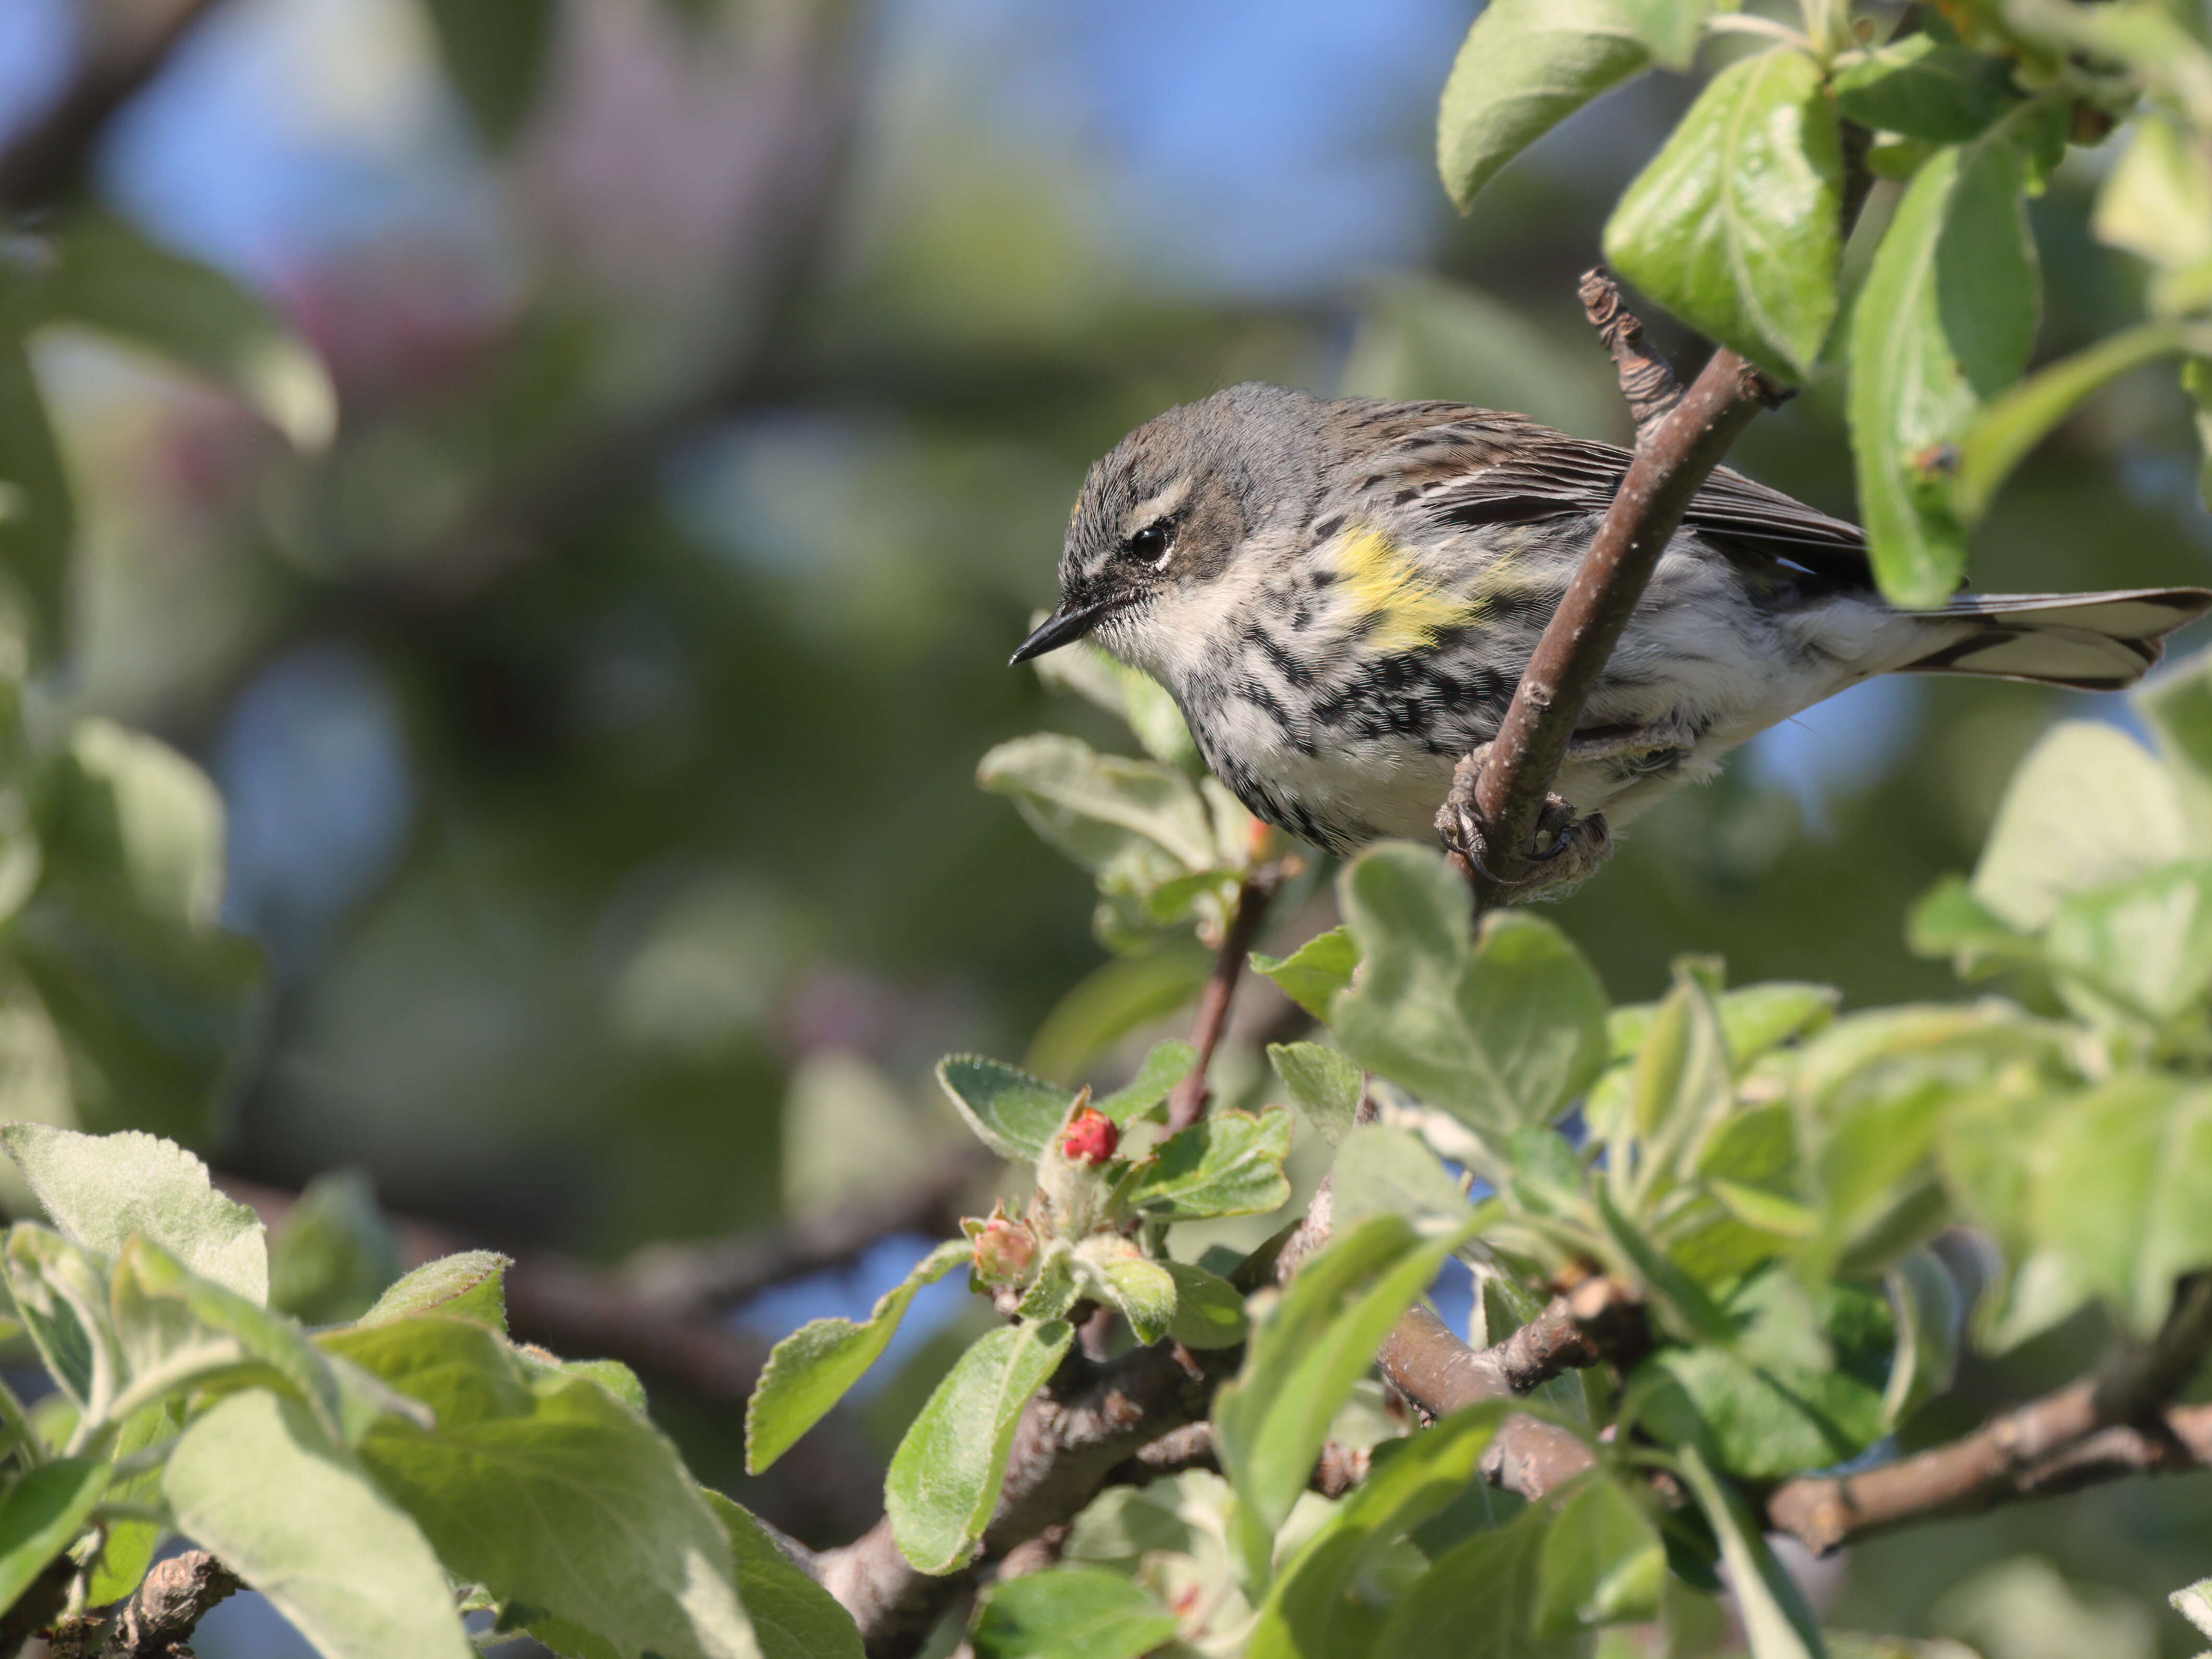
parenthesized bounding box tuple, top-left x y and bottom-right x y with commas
(1120, 478, 1191, 539)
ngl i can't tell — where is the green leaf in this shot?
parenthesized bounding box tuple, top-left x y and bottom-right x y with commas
(1533, 1473, 1666, 1633)
(1371, 1509, 1580, 1657)
(1093, 1255, 1176, 1346)
(2027, 1073, 2212, 1333)
(1031, 643, 1202, 772)
(1908, 876, 2046, 978)
(1714, 983, 1841, 1064)
(1335, 845, 1608, 1143)
(1251, 925, 1359, 1022)
(163, 1390, 475, 1659)
(1883, 1250, 1962, 1428)
(349, 1329, 759, 1659)
(1619, 0, 1712, 70)
(1214, 1213, 1481, 1551)
(1122, 1107, 1293, 1220)
(972, 1566, 1180, 1659)
(359, 1250, 511, 1332)
(1267, 1041, 1363, 1146)
(2142, 643, 2212, 826)
(1675, 1444, 1825, 1659)
(1956, 321, 2206, 522)
(1832, 37, 2022, 143)
(1846, 119, 2041, 606)
(1971, 722, 2189, 931)
(977, 734, 1230, 877)
(0, 306, 74, 663)
(886, 1318, 1074, 1575)
(109, 1235, 353, 1442)
(745, 1239, 969, 1474)
(1161, 1260, 1247, 1349)
(1623, 961, 1732, 1186)
(38, 717, 225, 929)
(2, 1122, 266, 1303)
(422, 0, 559, 147)
(936, 1054, 1074, 1162)
(2095, 113, 2212, 274)
(707, 1490, 863, 1659)
(1246, 1400, 1511, 1659)
(4, 1224, 120, 1418)
(1092, 1040, 1197, 1124)
(1604, 46, 1843, 380)
(82, 1398, 180, 1606)
(1330, 1124, 1471, 1230)
(268, 1170, 402, 1326)
(0, 1455, 106, 1614)
(1437, 0, 1653, 210)
(44, 214, 336, 449)
(2046, 859, 2212, 1026)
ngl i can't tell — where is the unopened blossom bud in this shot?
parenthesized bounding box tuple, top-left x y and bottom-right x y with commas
(970, 1213, 1039, 1285)
(1060, 1106, 1119, 1166)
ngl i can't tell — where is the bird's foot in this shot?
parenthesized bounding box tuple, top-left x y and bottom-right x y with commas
(1436, 745, 1614, 903)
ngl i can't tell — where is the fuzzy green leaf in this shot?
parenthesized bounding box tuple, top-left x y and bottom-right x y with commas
(1161, 1260, 1247, 1349)
(1847, 121, 2040, 606)
(1334, 845, 1608, 1142)
(745, 1239, 969, 1474)
(886, 1319, 1074, 1574)
(1250, 926, 1358, 1022)
(1122, 1107, 1293, 1220)
(163, 1390, 475, 1659)
(2, 1123, 266, 1303)
(359, 1250, 511, 1332)
(1676, 1445, 1825, 1659)
(1438, 0, 1653, 210)
(0, 1456, 107, 1616)
(936, 1054, 1074, 1161)
(1832, 38, 2022, 143)
(1605, 46, 1843, 379)
(973, 1567, 1179, 1659)
(1092, 1040, 1197, 1124)
(1267, 1041, 1362, 1146)
(708, 1491, 863, 1659)
(1533, 1473, 1666, 1633)
(1330, 1124, 1471, 1230)
(1246, 1401, 1511, 1659)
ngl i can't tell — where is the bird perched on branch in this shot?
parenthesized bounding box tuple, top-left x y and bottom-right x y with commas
(1011, 382, 2212, 890)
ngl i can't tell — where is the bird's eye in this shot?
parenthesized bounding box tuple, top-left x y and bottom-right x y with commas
(1125, 523, 1172, 564)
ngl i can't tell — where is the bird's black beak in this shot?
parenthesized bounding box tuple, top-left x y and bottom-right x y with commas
(1009, 598, 1120, 666)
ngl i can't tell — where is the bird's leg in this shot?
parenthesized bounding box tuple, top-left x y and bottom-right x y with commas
(1435, 719, 1688, 902)
(1437, 744, 1611, 902)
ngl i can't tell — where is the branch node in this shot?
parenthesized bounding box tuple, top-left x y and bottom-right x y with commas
(1578, 268, 1685, 438)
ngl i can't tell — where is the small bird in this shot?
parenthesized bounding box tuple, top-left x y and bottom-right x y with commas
(1011, 382, 2212, 880)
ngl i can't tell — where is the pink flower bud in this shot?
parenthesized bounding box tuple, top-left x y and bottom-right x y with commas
(970, 1213, 1039, 1285)
(1060, 1106, 1119, 1167)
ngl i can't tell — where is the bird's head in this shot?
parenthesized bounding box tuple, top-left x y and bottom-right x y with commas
(1010, 382, 1323, 681)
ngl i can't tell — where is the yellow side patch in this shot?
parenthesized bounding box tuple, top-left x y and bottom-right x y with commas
(1332, 525, 1479, 652)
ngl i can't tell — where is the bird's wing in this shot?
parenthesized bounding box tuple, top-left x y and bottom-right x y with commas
(1335, 401, 1874, 589)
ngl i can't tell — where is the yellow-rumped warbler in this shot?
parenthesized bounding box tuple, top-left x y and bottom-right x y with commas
(1011, 382, 2212, 862)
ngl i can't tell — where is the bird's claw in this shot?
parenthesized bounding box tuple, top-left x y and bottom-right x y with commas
(1436, 746, 1613, 902)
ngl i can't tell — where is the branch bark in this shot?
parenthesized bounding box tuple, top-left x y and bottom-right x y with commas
(1447, 276, 1784, 905)
(48, 1549, 241, 1659)
(0, 0, 227, 216)
(1163, 850, 1285, 1132)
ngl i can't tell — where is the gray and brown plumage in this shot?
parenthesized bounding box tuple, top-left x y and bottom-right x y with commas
(1012, 382, 2212, 863)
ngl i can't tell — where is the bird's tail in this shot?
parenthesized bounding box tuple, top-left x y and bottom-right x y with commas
(1895, 587, 2212, 690)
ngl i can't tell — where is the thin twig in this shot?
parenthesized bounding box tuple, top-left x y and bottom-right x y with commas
(1105, 1422, 1370, 1498)
(0, 0, 227, 216)
(1448, 328, 1783, 904)
(619, 1145, 993, 1313)
(1164, 856, 1284, 1132)
(1578, 269, 1685, 438)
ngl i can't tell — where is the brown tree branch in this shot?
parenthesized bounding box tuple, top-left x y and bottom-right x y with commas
(1766, 1274, 2212, 1554)
(0, 0, 227, 216)
(618, 1146, 994, 1314)
(1163, 849, 1286, 1132)
(1447, 301, 1785, 905)
(1578, 269, 1686, 438)
(49, 1549, 240, 1658)
(817, 1340, 1232, 1658)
